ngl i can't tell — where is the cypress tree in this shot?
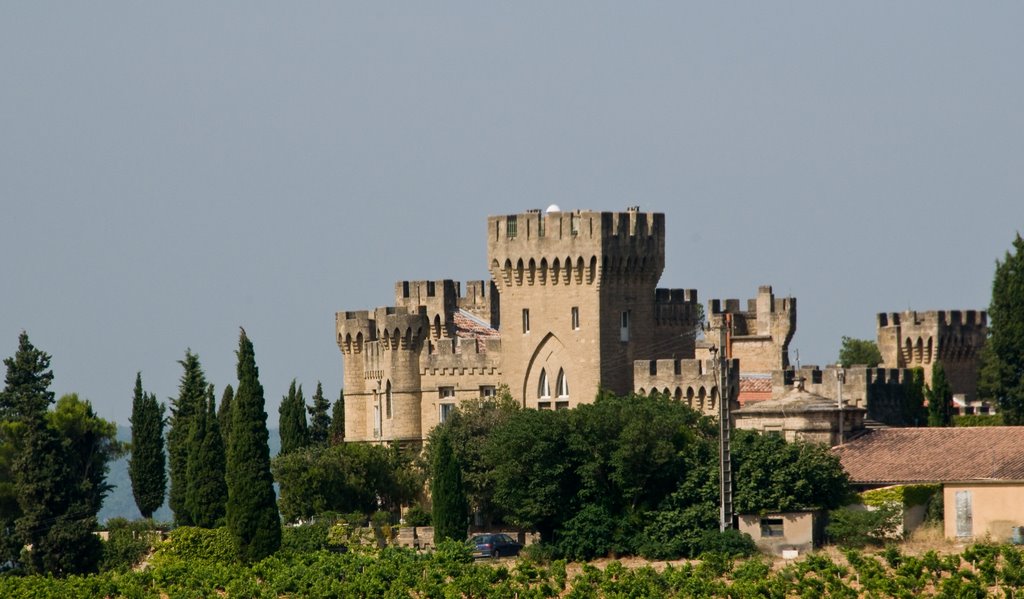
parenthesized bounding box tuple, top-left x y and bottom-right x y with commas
(979, 233, 1024, 424)
(926, 362, 954, 427)
(129, 372, 166, 519)
(226, 328, 280, 561)
(218, 384, 234, 450)
(430, 430, 468, 542)
(307, 381, 331, 446)
(168, 350, 207, 525)
(186, 385, 227, 528)
(278, 380, 309, 455)
(329, 389, 345, 445)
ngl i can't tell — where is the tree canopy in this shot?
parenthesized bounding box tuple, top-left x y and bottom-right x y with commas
(838, 336, 883, 367)
(979, 233, 1024, 424)
(129, 373, 165, 519)
(926, 362, 953, 427)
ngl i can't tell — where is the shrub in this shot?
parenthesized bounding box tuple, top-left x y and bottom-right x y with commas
(403, 504, 431, 527)
(280, 521, 336, 554)
(697, 529, 757, 557)
(154, 526, 237, 564)
(99, 518, 161, 573)
(520, 542, 558, 564)
(827, 504, 901, 548)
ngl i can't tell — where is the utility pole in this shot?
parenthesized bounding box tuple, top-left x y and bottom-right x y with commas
(836, 367, 846, 445)
(709, 321, 734, 531)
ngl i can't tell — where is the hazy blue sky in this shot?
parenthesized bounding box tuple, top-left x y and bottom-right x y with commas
(2, 3, 1022, 424)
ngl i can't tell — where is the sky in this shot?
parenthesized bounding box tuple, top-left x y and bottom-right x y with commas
(2, 3, 1022, 425)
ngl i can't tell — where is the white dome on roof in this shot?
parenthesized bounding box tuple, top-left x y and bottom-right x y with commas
(545, 204, 561, 213)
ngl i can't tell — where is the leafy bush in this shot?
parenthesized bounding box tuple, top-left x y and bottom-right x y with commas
(554, 504, 618, 561)
(827, 503, 901, 548)
(953, 414, 1004, 427)
(520, 542, 558, 564)
(697, 529, 757, 557)
(153, 526, 237, 564)
(279, 521, 339, 554)
(403, 504, 431, 527)
(99, 518, 161, 573)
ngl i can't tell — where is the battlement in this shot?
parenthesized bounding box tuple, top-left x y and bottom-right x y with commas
(877, 310, 988, 329)
(487, 208, 666, 288)
(637, 357, 740, 379)
(709, 285, 796, 317)
(337, 306, 429, 354)
(775, 364, 911, 389)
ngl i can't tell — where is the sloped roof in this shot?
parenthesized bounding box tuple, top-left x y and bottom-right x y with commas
(834, 427, 1024, 484)
(452, 310, 499, 339)
(739, 375, 773, 395)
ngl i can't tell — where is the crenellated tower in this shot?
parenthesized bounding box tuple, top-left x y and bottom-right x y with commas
(487, 207, 701, 407)
(707, 285, 796, 374)
(876, 310, 987, 401)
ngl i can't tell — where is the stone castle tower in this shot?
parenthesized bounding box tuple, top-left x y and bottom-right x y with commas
(337, 207, 706, 445)
(487, 207, 701, 408)
(876, 310, 988, 401)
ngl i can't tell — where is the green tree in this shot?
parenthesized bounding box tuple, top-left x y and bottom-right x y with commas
(329, 389, 345, 445)
(307, 381, 331, 446)
(430, 430, 468, 543)
(186, 385, 227, 528)
(47, 393, 123, 575)
(217, 384, 233, 451)
(168, 350, 208, 525)
(129, 373, 165, 519)
(226, 328, 280, 562)
(732, 430, 850, 514)
(0, 418, 20, 565)
(838, 336, 883, 367)
(1, 332, 68, 574)
(926, 362, 954, 427)
(979, 233, 1024, 424)
(902, 368, 928, 427)
(278, 379, 309, 455)
(425, 387, 519, 526)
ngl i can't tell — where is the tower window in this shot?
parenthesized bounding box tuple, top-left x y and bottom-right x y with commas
(385, 380, 393, 419)
(571, 307, 580, 330)
(439, 386, 455, 399)
(522, 309, 530, 333)
(506, 216, 518, 238)
(556, 369, 569, 398)
(538, 368, 551, 399)
(439, 403, 454, 423)
(620, 310, 630, 342)
(480, 385, 496, 397)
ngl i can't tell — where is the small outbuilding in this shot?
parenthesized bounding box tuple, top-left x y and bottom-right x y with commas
(737, 511, 824, 556)
(733, 378, 866, 446)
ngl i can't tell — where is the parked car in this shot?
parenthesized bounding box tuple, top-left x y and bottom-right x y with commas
(469, 533, 523, 559)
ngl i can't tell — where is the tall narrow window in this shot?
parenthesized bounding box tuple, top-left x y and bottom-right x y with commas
(522, 309, 530, 333)
(506, 216, 518, 238)
(385, 380, 393, 419)
(571, 307, 580, 330)
(538, 369, 551, 399)
(439, 403, 454, 423)
(556, 369, 569, 398)
(620, 310, 630, 342)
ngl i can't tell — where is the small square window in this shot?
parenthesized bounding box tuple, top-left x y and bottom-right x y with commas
(571, 307, 580, 330)
(480, 385, 496, 398)
(760, 518, 784, 538)
(538, 401, 551, 410)
(439, 386, 455, 399)
(555, 401, 569, 411)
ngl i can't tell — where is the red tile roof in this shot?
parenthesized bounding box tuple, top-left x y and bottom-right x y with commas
(834, 427, 1024, 485)
(740, 376, 773, 394)
(452, 310, 499, 339)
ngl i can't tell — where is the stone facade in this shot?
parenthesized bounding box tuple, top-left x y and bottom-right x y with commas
(773, 365, 923, 426)
(877, 310, 987, 402)
(338, 207, 709, 445)
(708, 286, 796, 374)
(633, 358, 740, 414)
(734, 379, 866, 446)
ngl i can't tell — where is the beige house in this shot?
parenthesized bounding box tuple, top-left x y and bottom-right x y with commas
(834, 427, 1024, 541)
(733, 378, 866, 446)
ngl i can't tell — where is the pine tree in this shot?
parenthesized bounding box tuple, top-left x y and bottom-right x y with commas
(226, 328, 280, 561)
(186, 385, 227, 528)
(430, 430, 468, 543)
(307, 381, 331, 446)
(1, 333, 118, 576)
(979, 233, 1024, 424)
(278, 380, 309, 455)
(168, 350, 207, 525)
(329, 389, 345, 445)
(129, 373, 166, 519)
(218, 384, 234, 450)
(927, 362, 954, 427)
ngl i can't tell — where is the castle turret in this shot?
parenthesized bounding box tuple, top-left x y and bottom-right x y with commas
(708, 285, 796, 374)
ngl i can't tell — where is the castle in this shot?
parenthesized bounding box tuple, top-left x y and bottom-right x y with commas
(336, 208, 989, 445)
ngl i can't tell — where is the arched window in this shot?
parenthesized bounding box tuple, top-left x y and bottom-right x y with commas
(556, 369, 569, 397)
(385, 380, 393, 419)
(538, 369, 551, 398)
